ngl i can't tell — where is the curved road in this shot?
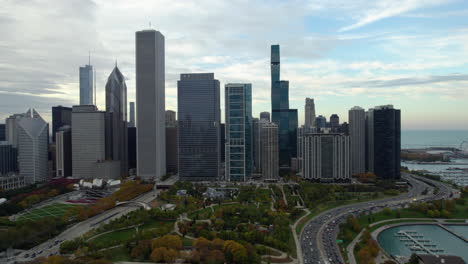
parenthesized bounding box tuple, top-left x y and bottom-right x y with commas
(300, 174, 458, 264)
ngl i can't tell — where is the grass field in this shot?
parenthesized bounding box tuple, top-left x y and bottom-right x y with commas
(16, 203, 81, 222)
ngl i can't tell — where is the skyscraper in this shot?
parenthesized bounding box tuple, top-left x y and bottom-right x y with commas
(178, 73, 220, 181)
(0, 142, 18, 176)
(252, 118, 260, 171)
(79, 64, 94, 105)
(5, 112, 27, 147)
(315, 115, 327, 130)
(165, 110, 177, 127)
(260, 112, 270, 122)
(301, 133, 350, 182)
(129, 102, 135, 128)
(17, 109, 48, 184)
(330, 114, 340, 132)
(128, 127, 137, 170)
(165, 110, 178, 174)
(56, 126, 72, 177)
(136, 29, 166, 180)
(305, 98, 316, 130)
(366, 105, 401, 180)
(72, 105, 105, 179)
(105, 65, 128, 176)
(270, 45, 298, 167)
(349, 106, 366, 175)
(52, 106, 72, 142)
(261, 122, 279, 181)
(225, 83, 252, 182)
(0, 124, 5, 141)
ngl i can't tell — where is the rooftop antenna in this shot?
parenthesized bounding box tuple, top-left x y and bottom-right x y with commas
(88, 50, 91, 65)
(94, 68, 96, 106)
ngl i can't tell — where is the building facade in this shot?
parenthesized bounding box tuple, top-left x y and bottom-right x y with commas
(366, 105, 401, 180)
(261, 122, 279, 181)
(129, 102, 135, 128)
(72, 105, 105, 179)
(0, 142, 18, 176)
(105, 66, 128, 177)
(302, 133, 350, 182)
(225, 83, 252, 181)
(0, 124, 5, 141)
(305, 98, 316, 130)
(56, 126, 72, 177)
(252, 118, 260, 172)
(5, 112, 27, 147)
(128, 127, 137, 170)
(52, 106, 72, 143)
(17, 109, 49, 184)
(178, 73, 220, 181)
(165, 110, 177, 127)
(136, 29, 166, 180)
(330, 114, 340, 132)
(79, 64, 94, 105)
(165, 111, 178, 174)
(260, 112, 270, 122)
(315, 115, 327, 130)
(349, 106, 366, 175)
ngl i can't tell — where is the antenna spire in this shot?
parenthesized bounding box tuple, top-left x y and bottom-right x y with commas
(88, 50, 91, 65)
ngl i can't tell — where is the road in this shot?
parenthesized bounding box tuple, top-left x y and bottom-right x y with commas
(300, 174, 458, 264)
(9, 188, 161, 263)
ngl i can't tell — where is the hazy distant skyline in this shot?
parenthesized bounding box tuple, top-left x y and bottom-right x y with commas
(1, 0, 468, 129)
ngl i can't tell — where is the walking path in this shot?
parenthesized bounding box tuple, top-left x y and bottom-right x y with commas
(291, 208, 310, 264)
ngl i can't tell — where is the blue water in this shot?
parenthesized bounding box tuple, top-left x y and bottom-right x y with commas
(402, 130, 468, 149)
(446, 225, 468, 240)
(378, 225, 468, 262)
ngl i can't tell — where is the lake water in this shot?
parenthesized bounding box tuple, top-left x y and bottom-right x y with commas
(378, 224, 468, 262)
(402, 130, 468, 149)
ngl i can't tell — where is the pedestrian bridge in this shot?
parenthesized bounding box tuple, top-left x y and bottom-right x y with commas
(115, 201, 151, 210)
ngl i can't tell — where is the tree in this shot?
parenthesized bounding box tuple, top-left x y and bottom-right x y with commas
(223, 240, 247, 264)
(205, 249, 225, 264)
(152, 235, 182, 250)
(150, 247, 166, 262)
(193, 237, 211, 251)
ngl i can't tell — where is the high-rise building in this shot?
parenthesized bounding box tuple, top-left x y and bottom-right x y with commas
(349, 106, 366, 175)
(296, 126, 305, 174)
(252, 118, 260, 171)
(5, 112, 27, 147)
(220, 124, 226, 163)
(128, 127, 137, 170)
(178, 73, 220, 181)
(136, 29, 166, 180)
(105, 65, 128, 177)
(129, 102, 135, 128)
(301, 133, 350, 182)
(165, 110, 177, 127)
(0, 142, 18, 176)
(270, 45, 298, 167)
(79, 64, 94, 105)
(225, 83, 252, 182)
(0, 124, 5, 141)
(260, 112, 270, 122)
(366, 105, 401, 180)
(305, 98, 316, 130)
(330, 114, 339, 132)
(261, 122, 279, 181)
(52, 106, 72, 143)
(56, 126, 72, 177)
(340, 122, 349, 135)
(17, 109, 48, 184)
(165, 111, 178, 174)
(315, 115, 327, 130)
(72, 105, 105, 179)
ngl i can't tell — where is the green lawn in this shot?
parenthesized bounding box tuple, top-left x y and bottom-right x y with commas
(16, 203, 81, 222)
(101, 245, 132, 261)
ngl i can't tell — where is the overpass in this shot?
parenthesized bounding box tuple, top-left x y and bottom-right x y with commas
(115, 201, 151, 210)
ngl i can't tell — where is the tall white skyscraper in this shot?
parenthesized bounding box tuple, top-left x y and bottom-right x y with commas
(349, 106, 366, 175)
(136, 29, 166, 180)
(5, 112, 27, 147)
(305, 98, 316, 130)
(80, 64, 94, 105)
(17, 109, 48, 184)
(129, 102, 135, 128)
(261, 122, 279, 181)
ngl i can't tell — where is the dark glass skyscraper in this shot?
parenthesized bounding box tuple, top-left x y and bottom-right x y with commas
(52, 106, 72, 142)
(270, 45, 298, 167)
(178, 73, 220, 181)
(0, 124, 5, 141)
(366, 105, 401, 180)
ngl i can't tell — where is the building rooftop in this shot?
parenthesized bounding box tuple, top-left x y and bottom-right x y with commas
(417, 254, 466, 264)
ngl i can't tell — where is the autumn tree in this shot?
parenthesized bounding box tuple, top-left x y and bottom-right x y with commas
(152, 234, 182, 250)
(223, 240, 247, 264)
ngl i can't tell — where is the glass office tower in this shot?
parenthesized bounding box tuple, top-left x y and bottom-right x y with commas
(225, 83, 252, 181)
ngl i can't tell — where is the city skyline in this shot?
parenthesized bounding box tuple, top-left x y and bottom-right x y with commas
(1, 0, 468, 129)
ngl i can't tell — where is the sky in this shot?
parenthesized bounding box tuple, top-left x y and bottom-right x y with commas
(1, 0, 468, 130)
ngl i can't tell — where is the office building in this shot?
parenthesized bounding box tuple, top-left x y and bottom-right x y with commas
(128, 127, 137, 170)
(340, 122, 349, 135)
(301, 133, 350, 182)
(366, 105, 401, 180)
(136, 29, 166, 180)
(305, 98, 316, 130)
(225, 83, 252, 181)
(0, 124, 5, 141)
(315, 115, 327, 130)
(349, 106, 366, 175)
(165, 111, 178, 174)
(52, 106, 72, 143)
(105, 65, 128, 177)
(72, 105, 105, 179)
(56, 126, 72, 177)
(296, 126, 305, 174)
(0, 142, 18, 176)
(5, 112, 27, 147)
(129, 102, 135, 128)
(165, 110, 177, 127)
(260, 112, 270, 122)
(178, 73, 220, 181)
(17, 109, 49, 184)
(270, 45, 298, 167)
(220, 124, 226, 163)
(330, 114, 339, 132)
(261, 122, 279, 181)
(252, 118, 260, 171)
(79, 64, 94, 105)
(0, 175, 25, 191)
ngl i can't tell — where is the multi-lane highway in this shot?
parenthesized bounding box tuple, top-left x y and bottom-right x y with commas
(300, 174, 458, 264)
